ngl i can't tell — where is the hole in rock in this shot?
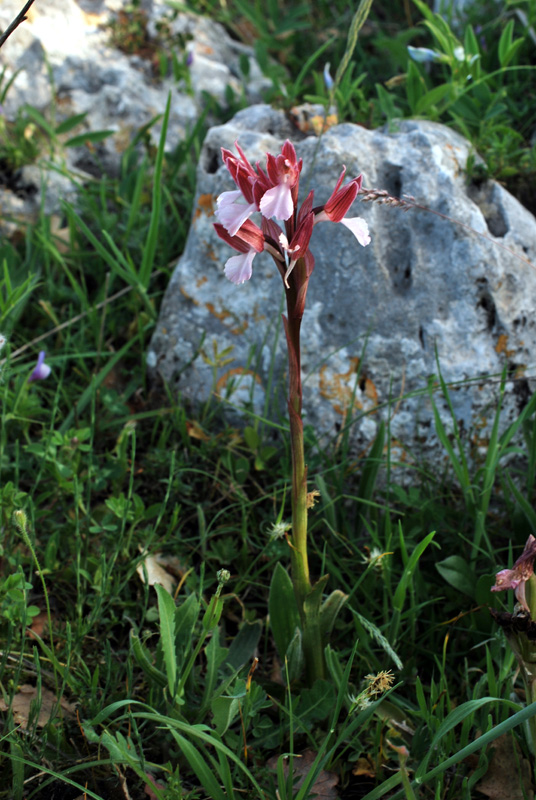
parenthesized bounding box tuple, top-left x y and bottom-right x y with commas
(203, 146, 220, 175)
(467, 181, 508, 237)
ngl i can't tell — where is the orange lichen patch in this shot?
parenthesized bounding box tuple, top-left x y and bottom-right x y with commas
(495, 333, 516, 357)
(363, 377, 378, 404)
(180, 287, 199, 306)
(194, 193, 216, 221)
(204, 303, 248, 335)
(252, 305, 266, 323)
(206, 302, 231, 322)
(216, 368, 262, 394)
(230, 321, 248, 335)
(290, 105, 338, 135)
(196, 275, 208, 288)
(205, 244, 219, 262)
(81, 10, 107, 26)
(385, 439, 411, 465)
(319, 357, 379, 416)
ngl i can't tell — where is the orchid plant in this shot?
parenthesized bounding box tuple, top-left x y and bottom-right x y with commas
(214, 139, 370, 683)
(491, 535, 536, 751)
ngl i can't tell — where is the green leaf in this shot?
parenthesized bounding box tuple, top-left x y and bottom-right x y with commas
(64, 129, 114, 147)
(226, 621, 263, 671)
(211, 693, 241, 736)
(436, 555, 475, 598)
(23, 105, 56, 139)
(202, 595, 224, 631)
(475, 574, 495, 606)
(297, 679, 336, 723)
(353, 610, 403, 670)
(243, 426, 259, 450)
(171, 733, 227, 800)
(319, 589, 347, 639)
(285, 627, 304, 682)
(269, 563, 300, 660)
(498, 19, 514, 67)
(303, 574, 330, 622)
(175, 592, 200, 651)
(415, 697, 527, 782)
(139, 92, 171, 288)
(415, 82, 453, 116)
(129, 631, 169, 690)
(406, 59, 425, 114)
(203, 632, 231, 709)
(393, 530, 435, 612)
(54, 113, 88, 135)
(155, 582, 177, 696)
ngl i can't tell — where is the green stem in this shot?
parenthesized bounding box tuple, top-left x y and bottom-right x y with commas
(284, 257, 325, 682)
(13, 510, 60, 706)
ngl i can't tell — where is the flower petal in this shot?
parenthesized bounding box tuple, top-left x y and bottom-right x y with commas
(341, 216, 371, 246)
(259, 183, 293, 221)
(28, 351, 51, 382)
(224, 249, 256, 284)
(216, 191, 257, 236)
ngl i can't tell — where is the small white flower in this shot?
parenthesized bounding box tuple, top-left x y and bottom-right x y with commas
(268, 521, 292, 540)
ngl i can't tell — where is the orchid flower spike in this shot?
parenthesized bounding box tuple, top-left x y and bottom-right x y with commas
(28, 351, 51, 382)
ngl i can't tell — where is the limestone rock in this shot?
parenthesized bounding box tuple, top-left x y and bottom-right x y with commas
(148, 105, 536, 465)
(0, 0, 269, 230)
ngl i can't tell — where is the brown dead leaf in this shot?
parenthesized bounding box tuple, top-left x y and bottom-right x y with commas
(49, 214, 73, 254)
(267, 749, 339, 800)
(0, 684, 75, 728)
(137, 548, 176, 595)
(352, 754, 376, 779)
(476, 734, 534, 800)
(186, 420, 210, 440)
(27, 610, 48, 640)
(154, 553, 189, 580)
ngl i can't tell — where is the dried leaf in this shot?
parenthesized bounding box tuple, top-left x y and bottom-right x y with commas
(0, 684, 75, 728)
(352, 754, 376, 778)
(49, 214, 72, 254)
(137, 548, 176, 595)
(27, 610, 49, 640)
(476, 734, 534, 800)
(186, 420, 209, 440)
(267, 749, 339, 800)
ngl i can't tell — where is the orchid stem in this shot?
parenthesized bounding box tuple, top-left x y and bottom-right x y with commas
(285, 258, 325, 683)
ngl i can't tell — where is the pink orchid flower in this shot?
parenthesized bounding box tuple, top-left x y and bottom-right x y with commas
(214, 140, 370, 285)
(314, 168, 371, 246)
(214, 220, 265, 284)
(259, 140, 302, 221)
(491, 534, 536, 614)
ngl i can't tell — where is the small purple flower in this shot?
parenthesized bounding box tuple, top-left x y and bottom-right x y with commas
(323, 62, 334, 91)
(407, 46, 442, 63)
(28, 351, 51, 382)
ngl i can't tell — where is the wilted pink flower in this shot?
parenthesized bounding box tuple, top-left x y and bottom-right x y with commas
(28, 351, 51, 382)
(491, 535, 536, 614)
